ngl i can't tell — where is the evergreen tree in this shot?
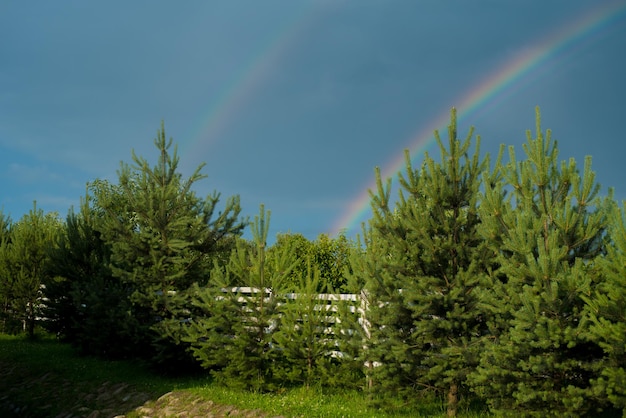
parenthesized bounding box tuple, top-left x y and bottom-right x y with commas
(271, 261, 363, 389)
(354, 109, 491, 416)
(470, 108, 612, 416)
(1, 203, 61, 337)
(329, 283, 369, 390)
(92, 123, 245, 364)
(583, 200, 626, 412)
(272, 264, 328, 388)
(182, 205, 296, 390)
(44, 193, 135, 358)
(0, 212, 13, 333)
(268, 233, 312, 291)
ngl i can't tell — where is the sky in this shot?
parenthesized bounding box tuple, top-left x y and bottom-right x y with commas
(1, 0, 626, 243)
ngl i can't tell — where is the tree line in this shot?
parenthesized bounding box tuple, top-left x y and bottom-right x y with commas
(1, 109, 625, 417)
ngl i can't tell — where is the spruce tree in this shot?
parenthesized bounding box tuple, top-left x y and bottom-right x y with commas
(354, 109, 491, 416)
(92, 123, 244, 364)
(470, 108, 612, 416)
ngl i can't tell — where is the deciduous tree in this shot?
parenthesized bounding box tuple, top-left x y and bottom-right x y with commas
(269, 233, 353, 292)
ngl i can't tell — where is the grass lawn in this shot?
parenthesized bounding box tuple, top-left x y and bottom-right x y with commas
(0, 333, 490, 417)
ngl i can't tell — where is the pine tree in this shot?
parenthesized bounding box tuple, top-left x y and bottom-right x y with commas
(329, 283, 368, 390)
(92, 123, 245, 364)
(0, 212, 14, 333)
(470, 108, 612, 416)
(2, 203, 61, 337)
(349, 220, 415, 400)
(44, 192, 135, 358)
(271, 263, 326, 388)
(271, 261, 362, 389)
(354, 109, 491, 415)
(182, 205, 296, 390)
(583, 200, 626, 412)
(268, 233, 313, 291)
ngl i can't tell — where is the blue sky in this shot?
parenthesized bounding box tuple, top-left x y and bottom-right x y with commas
(1, 1, 625, 242)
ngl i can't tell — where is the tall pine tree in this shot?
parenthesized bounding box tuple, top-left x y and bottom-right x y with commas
(470, 108, 612, 416)
(92, 123, 244, 364)
(354, 109, 491, 416)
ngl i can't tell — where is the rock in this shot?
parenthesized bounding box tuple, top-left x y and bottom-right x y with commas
(96, 391, 112, 401)
(112, 383, 129, 396)
(136, 406, 154, 415)
(157, 391, 174, 402)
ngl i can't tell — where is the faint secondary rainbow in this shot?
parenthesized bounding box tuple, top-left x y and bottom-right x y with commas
(180, 4, 320, 166)
(331, 0, 626, 237)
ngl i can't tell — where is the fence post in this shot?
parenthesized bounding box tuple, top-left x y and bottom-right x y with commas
(359, 289, 374, 390)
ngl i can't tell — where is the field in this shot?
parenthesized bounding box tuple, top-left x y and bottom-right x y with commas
(0, 334, 490, 417)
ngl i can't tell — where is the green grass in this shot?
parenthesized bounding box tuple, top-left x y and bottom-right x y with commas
(0, 333, 204, 417)
(183, 385, 487, 418)
(0, 333, 491, 417)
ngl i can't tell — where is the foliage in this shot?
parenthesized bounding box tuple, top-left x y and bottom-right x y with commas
(354, 108, 491, 416)
(0, 212, 13, 333)
(43, 193, 136, 358)
(583, 201, 626, 412)
(3, 110, 626, 415)
(0, 203, 61, 337)
(469, 108, 613, 416)
(90, 124, 245, 366)
(182, 205, 296, 390)
(0, 334, 489, 417)
(272, 263, 364, 389)
(271, 265, 331, 387)
(269, 232, 354, 292)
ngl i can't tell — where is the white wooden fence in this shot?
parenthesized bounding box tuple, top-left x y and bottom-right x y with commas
(221, 286, 371, 341)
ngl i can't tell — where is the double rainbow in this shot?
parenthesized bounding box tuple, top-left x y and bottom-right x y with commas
(178, 2, 626, 238)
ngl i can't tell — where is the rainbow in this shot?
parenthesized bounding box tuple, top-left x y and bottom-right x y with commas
(180, 3, 320, 164)
(330, 0, 626, 237)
